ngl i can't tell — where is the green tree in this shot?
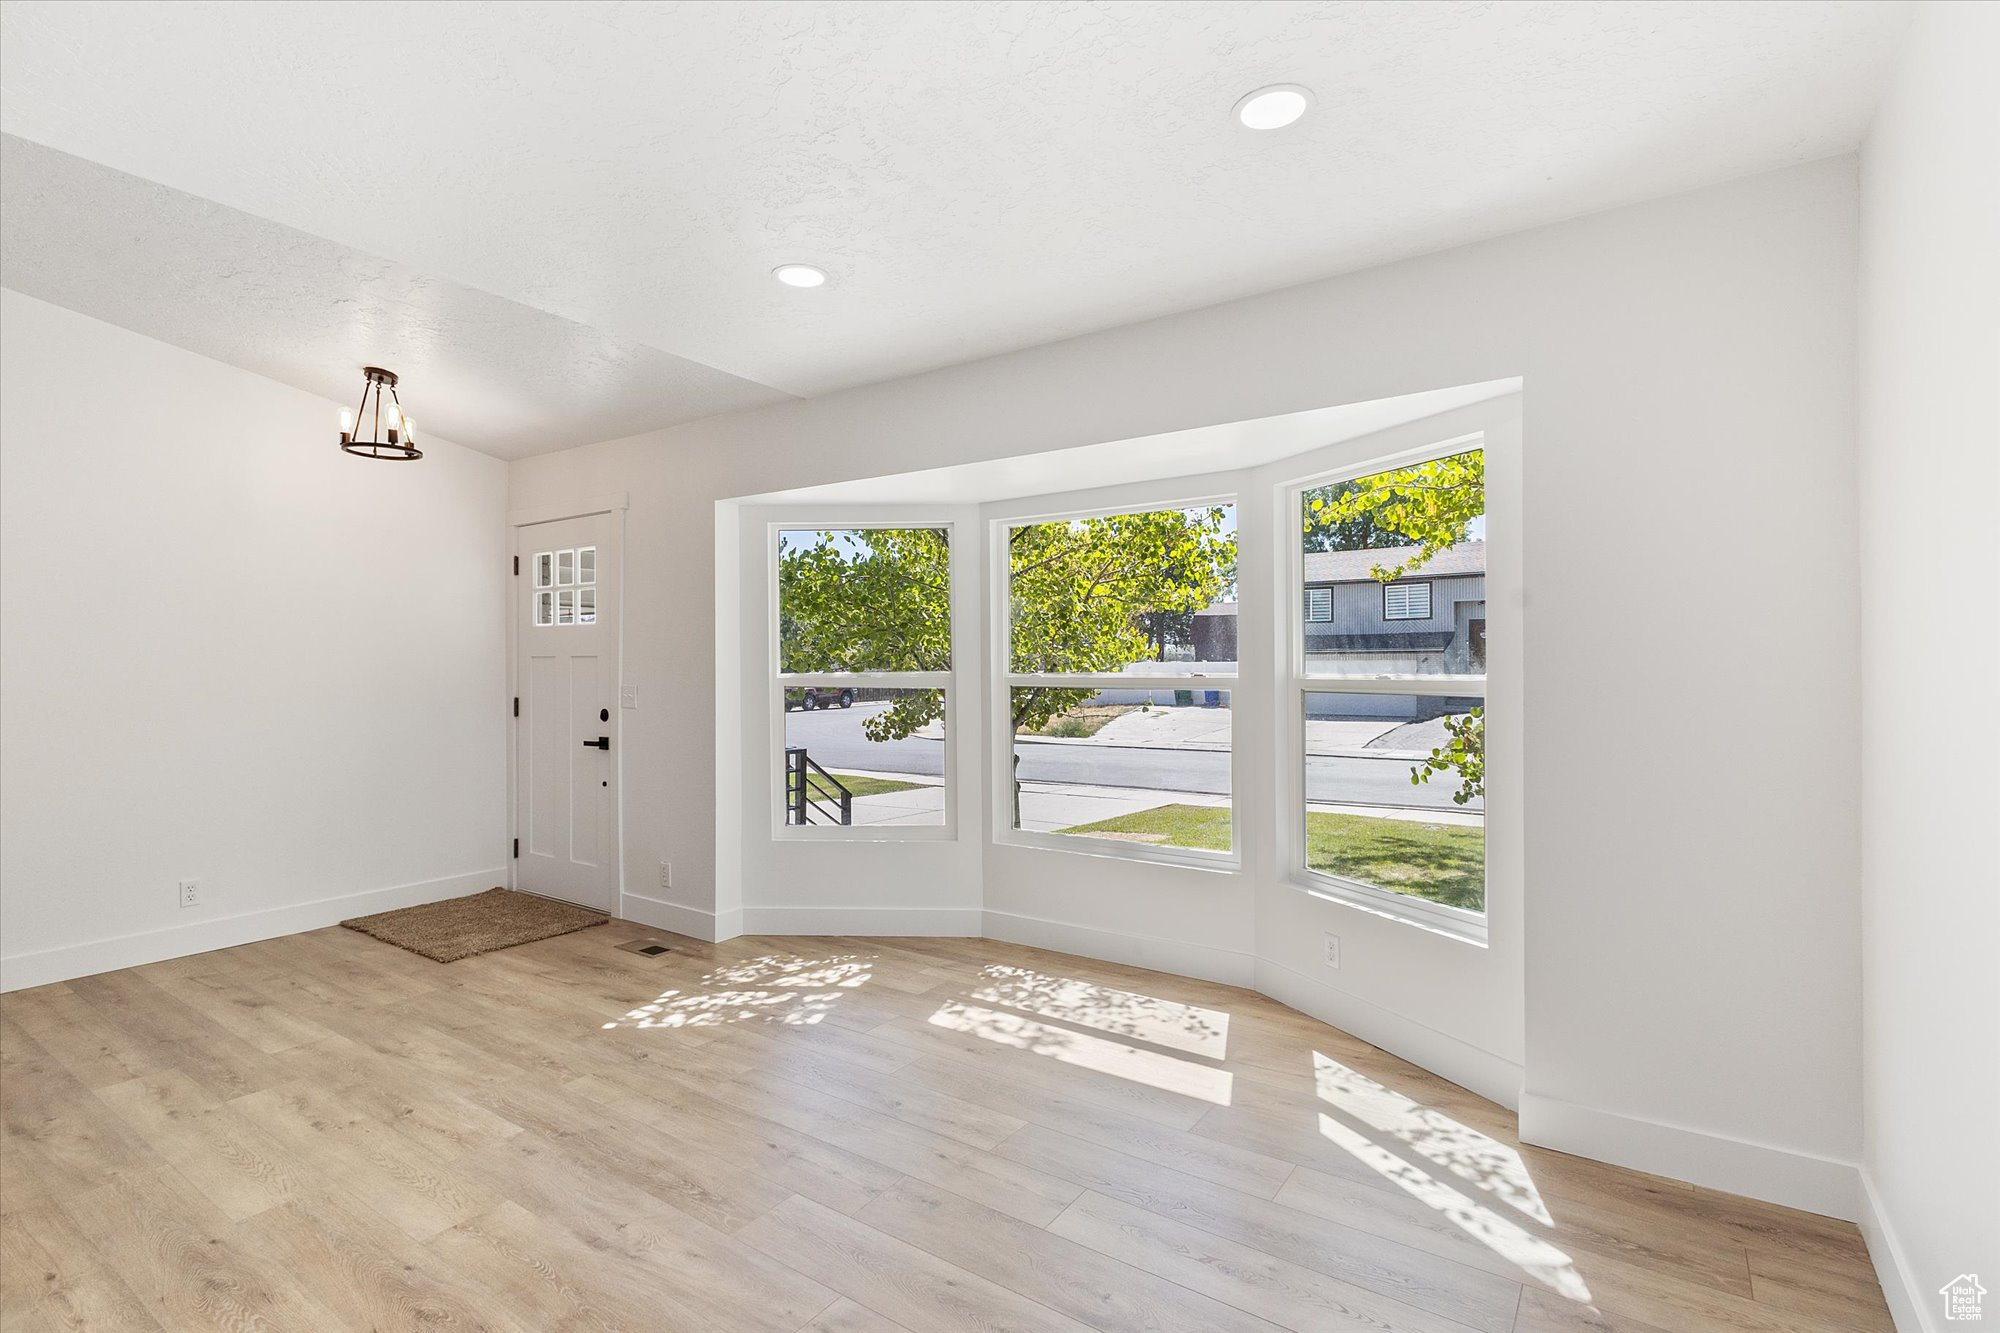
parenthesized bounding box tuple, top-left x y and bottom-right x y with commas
(1303, 450, 1484, 580)
(778, 511, 1235, 748)
(1304, 449, 1486, 801)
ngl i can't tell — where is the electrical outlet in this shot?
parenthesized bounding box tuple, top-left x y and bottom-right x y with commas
(620, 685, 639, 710)
(178, 879, 201, 909)
(659, 861, 672, 889)
(1323, 933, 1341, 969)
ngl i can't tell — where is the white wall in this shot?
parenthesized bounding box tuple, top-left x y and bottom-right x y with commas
(1857, 4, 2000, 1328)
(0, 291, 509, 989)
(509, 158, 1863, 1214)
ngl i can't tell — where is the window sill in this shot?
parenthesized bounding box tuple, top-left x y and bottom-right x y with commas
(1291, 873, 1489, 947)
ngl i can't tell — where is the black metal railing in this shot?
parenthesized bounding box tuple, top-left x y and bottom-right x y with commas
(784, 747, 853, 825)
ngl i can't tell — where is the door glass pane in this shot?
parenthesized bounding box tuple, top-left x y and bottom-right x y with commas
(778, 528, 951, 672)
(535, 590, 554, 626)
(535, 552, 554, 588)
(1008, 505, 1236, 675)
(1300, 448, 1484, 676)
(556, 549, 576, 586)
(1302, 690, 1485, 913)
(577, 587, 596, 624)
(781, 687, 945, 828)
(557, 588, 576, 624)
(577, 546, 596, 586)
(1010, 687, 1231, 854)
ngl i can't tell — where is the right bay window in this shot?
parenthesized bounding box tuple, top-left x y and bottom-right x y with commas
(1292, 443, 1489, 930)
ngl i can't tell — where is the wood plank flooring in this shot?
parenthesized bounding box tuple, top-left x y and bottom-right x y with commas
(0, 922, 1893, 1332)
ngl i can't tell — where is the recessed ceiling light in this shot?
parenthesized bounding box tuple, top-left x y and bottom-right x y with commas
(773, 263, 827, 288)
(1234, 84, 1313, 130)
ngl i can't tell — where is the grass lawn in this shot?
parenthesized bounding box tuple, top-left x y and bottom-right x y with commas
(832, 773, 927, 798)
(1058, 803, 1485, 911)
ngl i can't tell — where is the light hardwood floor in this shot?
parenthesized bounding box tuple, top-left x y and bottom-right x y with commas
(1, 921, 1891, 1333)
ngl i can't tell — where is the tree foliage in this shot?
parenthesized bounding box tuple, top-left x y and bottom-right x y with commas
(1302, 450, 1485, 580)
(1410, 706, 1484, 805)
(779, 528, 950, 742)
(777, 510, 1235, 744)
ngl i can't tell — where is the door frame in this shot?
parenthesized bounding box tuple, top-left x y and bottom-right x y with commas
(507, 492, 628, 913)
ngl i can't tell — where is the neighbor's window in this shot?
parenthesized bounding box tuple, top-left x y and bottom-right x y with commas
(1296, 446, 1487, 922)
(775, 527, 952, 833)
(1382, 581, 1432, 621)
(1002, 502, 1237, 862)
(533, 546, 596, 627)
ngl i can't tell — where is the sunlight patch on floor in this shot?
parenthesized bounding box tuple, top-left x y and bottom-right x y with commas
(1314, 1051, 1551, 1225)
(1318, 1113, 1590, 1302)
(599, 956, 872, 1030)
(967, 964, 1230, 1058)
(928, 998, 1233, 1105)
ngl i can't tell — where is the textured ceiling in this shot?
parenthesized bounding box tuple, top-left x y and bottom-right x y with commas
(0, 137, 789, 458)
(0, 1, 1909, 457)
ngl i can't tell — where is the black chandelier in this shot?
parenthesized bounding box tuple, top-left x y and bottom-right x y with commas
(339, 366, 421, 460)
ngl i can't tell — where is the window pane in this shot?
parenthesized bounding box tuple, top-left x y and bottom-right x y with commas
(782, 687, 945, 827)
(1300, 448, 1484, 675)
(534, 552, 554, 588)
(557, 588, 575, 624)
(1009, 505, 1237, 675)
(556, 549, 576, 586)
(577, 547, 596, 586)
(577, 587, 596, 624)
(1302, 690, 1484, 913)
(535, 590, 554, 626)
(1010, 687, 1231, 855)
(779, 529, 951, 673)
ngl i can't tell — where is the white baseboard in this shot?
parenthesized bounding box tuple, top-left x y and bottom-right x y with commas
(982, 909, 1257, 989)
(1254, 957, 1524, 1108)
(618, 890, 723, 942)
(1859, 1168, 1937, 1333)
(1517, 1090, 1861, 1222)
(738, 905, 982, 936)
(0, 870, 503, 992)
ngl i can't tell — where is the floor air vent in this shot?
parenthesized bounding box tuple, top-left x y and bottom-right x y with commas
(616, 938, 673, 957)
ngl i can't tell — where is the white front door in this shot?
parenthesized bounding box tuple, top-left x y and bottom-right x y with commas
(514, 514, 617, 912)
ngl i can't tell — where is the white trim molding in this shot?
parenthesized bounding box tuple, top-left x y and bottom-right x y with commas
(0, 869, 502, 992)
(617, 890, 726, 943)
(507, 491, 629, 528)
(1517, 1090, 1862, 1222)
(1859, 1169, 1940, 1333)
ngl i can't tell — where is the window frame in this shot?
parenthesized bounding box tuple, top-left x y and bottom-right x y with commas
(989, 490, 1241, 873)
(1282, 432, 1490, 941)
(769, 519, 960, 843)
(1304, 585, 1333, 622)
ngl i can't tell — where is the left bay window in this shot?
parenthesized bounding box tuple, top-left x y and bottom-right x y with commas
(775, 526, 955, 835)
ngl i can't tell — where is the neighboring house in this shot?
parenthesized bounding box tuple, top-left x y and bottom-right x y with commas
(1300, 540, 1486, 675)
(1192, 540, 1486, 719)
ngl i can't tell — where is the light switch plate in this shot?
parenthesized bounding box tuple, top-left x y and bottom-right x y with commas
(620, 686, 639, 709)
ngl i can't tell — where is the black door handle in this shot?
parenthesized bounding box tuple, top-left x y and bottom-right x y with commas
(583, 736, 609, 750)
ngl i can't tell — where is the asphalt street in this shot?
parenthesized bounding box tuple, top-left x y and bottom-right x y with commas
(784, 701, 1482, 813)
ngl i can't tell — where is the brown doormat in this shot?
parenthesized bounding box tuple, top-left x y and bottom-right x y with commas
(341, 888, 607, 962)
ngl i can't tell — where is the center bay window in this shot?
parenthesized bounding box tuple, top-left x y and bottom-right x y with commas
(999, 500, 1238, 863)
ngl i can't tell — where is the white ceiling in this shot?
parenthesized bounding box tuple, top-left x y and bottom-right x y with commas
(0, 1, 1909, 458)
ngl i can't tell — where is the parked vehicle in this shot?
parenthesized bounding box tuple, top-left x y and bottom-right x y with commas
(784, 686, 855, 711)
